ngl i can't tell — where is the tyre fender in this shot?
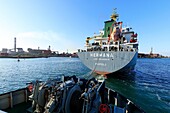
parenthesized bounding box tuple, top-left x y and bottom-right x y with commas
(65, 85, 82, 113)
(37, 88, 47, 107)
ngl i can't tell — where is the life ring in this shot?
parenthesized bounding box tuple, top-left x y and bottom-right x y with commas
(28, 84, 33, 92)
(99, 104, 110, 113)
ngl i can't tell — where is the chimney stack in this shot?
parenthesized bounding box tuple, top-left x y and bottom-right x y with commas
(14, 37, 16, 52)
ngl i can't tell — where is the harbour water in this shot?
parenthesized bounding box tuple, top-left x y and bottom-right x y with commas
(0, 57, 169, 113)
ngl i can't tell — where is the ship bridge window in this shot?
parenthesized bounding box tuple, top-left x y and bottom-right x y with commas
(96, 42, 99, 45)
(110, 42, 113, 45)
(126, 28, 129, 31)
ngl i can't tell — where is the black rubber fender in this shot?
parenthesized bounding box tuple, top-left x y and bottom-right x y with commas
(37, 88, 47, 107)
(65, 85, 83, 113)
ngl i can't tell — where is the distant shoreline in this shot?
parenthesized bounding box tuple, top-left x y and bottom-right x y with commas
(0, 56, 45, 59)
(0, 56, 78, 59)
(138, 53, 170, 58)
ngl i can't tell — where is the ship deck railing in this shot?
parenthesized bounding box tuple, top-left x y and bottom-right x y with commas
(79, 43, 138, 52)
(83, 40, 138, 52)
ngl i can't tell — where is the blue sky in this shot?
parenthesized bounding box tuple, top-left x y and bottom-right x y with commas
(0, 0, 170, 56)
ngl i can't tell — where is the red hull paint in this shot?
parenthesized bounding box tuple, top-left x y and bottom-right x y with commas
(95, 70, 111, 75)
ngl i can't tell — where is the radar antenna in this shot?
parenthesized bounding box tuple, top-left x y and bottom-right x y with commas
(110, 8, 119, 21)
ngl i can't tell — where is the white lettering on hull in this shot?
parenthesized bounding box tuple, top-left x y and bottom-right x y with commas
(90, 53, 115, 58)
(95, 63, 106, 66)
(93, 58, 110, 61)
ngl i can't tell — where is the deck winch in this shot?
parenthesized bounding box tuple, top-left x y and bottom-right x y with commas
(26, 75, 145, 113)
(28, 76, 104, 113)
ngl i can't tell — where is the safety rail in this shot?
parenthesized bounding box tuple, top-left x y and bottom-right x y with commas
(105, 87, 145, 113)
(0, 88, 29, 110)
(78, 46, 137, 52)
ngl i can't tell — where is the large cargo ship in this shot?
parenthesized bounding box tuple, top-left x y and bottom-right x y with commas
(77, 10, 138, 75)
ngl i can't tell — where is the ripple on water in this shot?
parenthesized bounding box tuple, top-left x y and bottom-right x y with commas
(0, 58, 170, 112)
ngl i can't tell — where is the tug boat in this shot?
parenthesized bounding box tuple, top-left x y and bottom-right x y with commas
(0, 75, 145, 113)
(77, 10, 138, 75)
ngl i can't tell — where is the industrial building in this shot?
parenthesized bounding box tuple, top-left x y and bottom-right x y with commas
(0, 37, 57, 58)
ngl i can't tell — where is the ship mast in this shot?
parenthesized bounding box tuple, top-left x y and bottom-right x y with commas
(110, 8, 119, 21)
